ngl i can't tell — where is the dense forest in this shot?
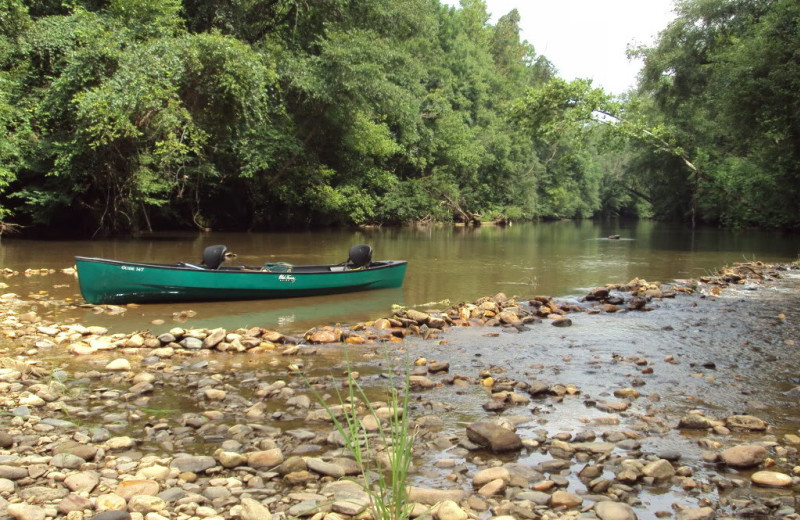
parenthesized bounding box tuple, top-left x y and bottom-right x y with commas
(0, 0, 798, 236)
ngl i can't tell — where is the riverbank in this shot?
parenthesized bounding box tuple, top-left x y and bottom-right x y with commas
(0, 262, 799, 520)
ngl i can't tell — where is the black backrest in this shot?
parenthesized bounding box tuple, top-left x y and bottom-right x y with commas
(347, 244, 373, 268)
(202, 245, 228, 269)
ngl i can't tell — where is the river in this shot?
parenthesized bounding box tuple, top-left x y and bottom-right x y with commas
(0, 220, 797, 334)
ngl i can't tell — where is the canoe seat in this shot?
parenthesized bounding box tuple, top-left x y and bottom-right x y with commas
(346, 244, 373, 269)
(202, 245, 228, 270)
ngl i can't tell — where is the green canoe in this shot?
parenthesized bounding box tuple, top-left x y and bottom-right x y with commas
(75, 244, 407, 305)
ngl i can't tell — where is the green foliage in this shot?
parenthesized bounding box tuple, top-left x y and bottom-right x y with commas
(4, 0, 797, 233)
(631, 0, 800, 228)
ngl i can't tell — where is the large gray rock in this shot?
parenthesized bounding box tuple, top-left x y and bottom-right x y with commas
(466, 421, 522, 452)
(170, 455, 216, 473)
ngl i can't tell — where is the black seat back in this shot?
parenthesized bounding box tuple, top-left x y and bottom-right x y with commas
(202, 245, 228, 269)
(347, 244, 373, 268)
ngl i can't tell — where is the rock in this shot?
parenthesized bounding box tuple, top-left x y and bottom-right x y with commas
(96, 493, 127, 512)
(0, 431, 13, 448)
(407, 486, 467, 505)
(0, 478, 14, 493)
(751, 470, 793, 487)
(550, 490, 583, 507)
(551, 318, 572, 327)
(50, 452, 85, 469)
(642, 459, 675, 479)
(106, 436, 134, 450)
(434, 499, 468, 520)
(595, 501, 638, 520)
(247, 448, 284, 469)
(7, 503, 46, 520)
(720, 445, 767, 468)
(127, 495, 166, 514)
(678, 414, 713, 429)
(64, 471, 100, 493)
(725, 414, 768, 431)
(473, 466, 511, 487)
(240, 498, 272, 520)
(58, 493, 93, 514)
(115, 479, 159, 499)
(215, 450, 246, 468)
(91, 511, 132, 520)
(105, 359, 131, 371)
(307, 330, 341, 343)
(170, 455, 216, 473)
(406, 309, 430, 324)
(204, 388, 226, 400)
(613, 388, 639, 399)
(18, 486, 68, 501)
(477, 478, 506, 497)
(0, 465, 27, 480)
(203, 328, 226, 348)
(409, 376, 436, 389)
(676, 507, 715, 520)
(306, 458, 345, 478)
(466, 420, 523, 452)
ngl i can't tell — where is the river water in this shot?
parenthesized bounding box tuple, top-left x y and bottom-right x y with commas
(0, 220, 798, 334)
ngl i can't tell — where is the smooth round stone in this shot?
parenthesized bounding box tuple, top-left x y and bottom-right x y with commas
(751, 470, 793, 487)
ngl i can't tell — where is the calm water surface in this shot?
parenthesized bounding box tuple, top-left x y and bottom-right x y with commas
(1, 220, 797, 333)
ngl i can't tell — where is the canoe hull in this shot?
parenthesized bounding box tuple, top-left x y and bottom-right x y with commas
(75, 257, 407, 305)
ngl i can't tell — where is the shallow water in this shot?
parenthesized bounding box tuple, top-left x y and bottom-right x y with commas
(1, 220, 798, 335)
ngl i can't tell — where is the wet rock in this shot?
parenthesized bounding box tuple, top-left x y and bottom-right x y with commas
(675, 507, 715, 520)
(0, 431, 12, 448)
(410, 375, 436, 389)
(751, 470, 793, 487)
(466, 420, 523, 452)
(725, 414, 768, 431)
(595, 501, 638, 520)
(406, 309, 430, 324)
(551, 318, 572, 327)
(642, 459, 675, 479)
(240, 497, 272, 520)
(105, 358, 131, 371)
(678, 414, 714, 429)
(473, 466, 510, 487)
(720, 445, 767, 468)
